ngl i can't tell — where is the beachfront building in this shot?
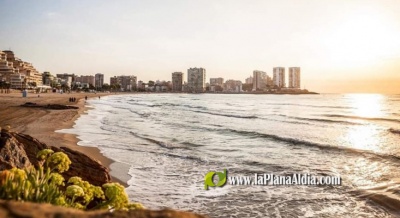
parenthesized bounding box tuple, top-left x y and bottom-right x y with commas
(187, 67, 206, 93)
(137, 80, 145, 91)
(10, 74, 26, 89)
(75, 75, 95, 86)
(56, 74, 75, 82)
(273, 67, 285, 88)
(110, 76, 119, 86)
(0, 51, 15, 82)
(42, 72, 56, 86)
(245, 76, 253, 84)
(210, 77, 224, 86)
(224, 80, 242, 92)
(172, 72, 183, 92)
(119, 75, 137, 91)
(95, 73, 104, 89)
(2, 50, 42, 88)
(20, 62, 42, 87)
(110, 75, 139, 92)
(210, 77, 224, 92)
(56, 73, 75, 88)
(154, 80, 171, 92)
(252, 70, 266, 91)
(288, 67, 301, 89)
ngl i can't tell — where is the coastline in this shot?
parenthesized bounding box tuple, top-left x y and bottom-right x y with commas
(0, 92, 127, 186)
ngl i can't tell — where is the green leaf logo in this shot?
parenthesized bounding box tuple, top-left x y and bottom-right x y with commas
(204, 169, 227, 190)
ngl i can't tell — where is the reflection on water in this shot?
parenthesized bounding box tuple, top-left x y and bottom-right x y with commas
(347, 94, 384, 118)
(343, 125, 381, 152)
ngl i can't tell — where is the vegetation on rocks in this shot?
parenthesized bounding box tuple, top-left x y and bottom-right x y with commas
(0, 149, 142, 211)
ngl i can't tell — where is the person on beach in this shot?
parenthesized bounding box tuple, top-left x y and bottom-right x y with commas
(99, 96, 100, 99)
(85, 96, 88, 101)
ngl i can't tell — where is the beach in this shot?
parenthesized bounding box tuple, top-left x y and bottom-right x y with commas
(0, 91, 125, 184)
(3, 92, 400, 216)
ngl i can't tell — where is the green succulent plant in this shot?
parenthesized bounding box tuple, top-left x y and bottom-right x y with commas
(0, 149, 143, 211)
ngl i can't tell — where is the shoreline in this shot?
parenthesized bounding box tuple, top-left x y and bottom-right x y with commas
(0, 92, 128, 186)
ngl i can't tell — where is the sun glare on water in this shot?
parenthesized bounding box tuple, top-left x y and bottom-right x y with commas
(347, 94, 384, 118)
(341, 94, 386, 152)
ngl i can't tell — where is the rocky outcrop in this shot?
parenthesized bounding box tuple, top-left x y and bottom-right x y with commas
(0, 200, 207, 218)
(52, 146, 111, 187)
(0, 130, 31, 170)
(0, 130, 110, 186)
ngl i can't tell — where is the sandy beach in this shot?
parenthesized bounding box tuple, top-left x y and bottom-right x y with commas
(0, 91, 126, 185)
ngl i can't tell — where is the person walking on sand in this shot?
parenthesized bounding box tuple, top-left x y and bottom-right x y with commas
(99, 96, 100, 99)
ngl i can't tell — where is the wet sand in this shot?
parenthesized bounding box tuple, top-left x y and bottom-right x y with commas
(0, 91, 127, 185)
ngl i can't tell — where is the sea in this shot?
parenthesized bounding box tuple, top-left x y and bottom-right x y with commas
(58, 93, 400, 217)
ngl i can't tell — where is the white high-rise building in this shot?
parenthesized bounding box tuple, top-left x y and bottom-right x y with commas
(252, 70, 266, 91)
(273, 67, 285, 88)
(187, 67, 206, 92)
(288, 67, 301, 89)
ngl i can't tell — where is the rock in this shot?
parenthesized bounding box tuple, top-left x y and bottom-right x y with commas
(0, 131, 110, 186)
(52, 146, 111, 187)
(0, 200, 208, 218)
(0, 129, 31, 170)
(46, 104, 79, 110)
(20, 103, 79, 110)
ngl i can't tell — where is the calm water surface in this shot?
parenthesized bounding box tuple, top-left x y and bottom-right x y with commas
(61, 93, 400, 217)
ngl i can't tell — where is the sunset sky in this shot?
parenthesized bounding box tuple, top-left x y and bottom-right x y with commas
(0, 0, 399, 93)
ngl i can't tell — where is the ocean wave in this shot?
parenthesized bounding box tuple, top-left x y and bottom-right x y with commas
(162, 103, 207, 110)
(129, 109, 151, 118)
(129, 131, 205, 150)
(99, 144, 209, 164)
(127, 101, 208, 110)
(268, 103, 353, 109)
(324, 114, 400, 124)
(211, 148, 241, 152)
(219, 128, 400, 163)
(129, 132, 177, 149)
(352, 181, 400, 215)
(181, 142, 206, 147)
(275, 114, 362, 125)
(192, 110, 258, 119)
(226, 129, 330, 148)
(127, 101, 161, 107)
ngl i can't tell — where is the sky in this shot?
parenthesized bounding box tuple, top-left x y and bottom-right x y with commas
(0, 0, 400, 93)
